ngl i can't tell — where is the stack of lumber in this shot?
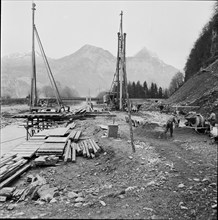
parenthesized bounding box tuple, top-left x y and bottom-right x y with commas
(66, 122, 76, 130)
(36, 126, 76, 157)
(36, 142, 67, 157)
(63, 138, 101, 163)
(12, 142, 42, 158)
(73, 107, 87, 115)
(67, 130, 82, 142)
(0, 154, 31, 189)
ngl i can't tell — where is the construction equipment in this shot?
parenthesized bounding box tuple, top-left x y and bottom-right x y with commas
(30, 3, 67, 113)
(103, 11, 128, 111)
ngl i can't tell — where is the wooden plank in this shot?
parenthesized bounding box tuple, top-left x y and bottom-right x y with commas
(29, 136, 46, 140)
(39, 143, 65, 149)
(45, 137, 68, 143)
(22, 142, 44, 145)
(66, 122, 76, 130)
(34, 130, 50, 136)
(0, 164, 31, 189)
(47, 127, 70, 137)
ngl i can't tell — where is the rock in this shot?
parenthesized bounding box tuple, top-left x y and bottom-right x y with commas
(118, 195, 125, 199)
(7, 204, 16, 210)
(74, 202, 83, 207)
(125, 186, 137, 192)
(50, 198, 57, 203)
(67, 191, 78, 199)
(212, 204, 217, 209)
(75, 197, 85, 202)
(27, 175, 36, 183)
(35, 200, 45, 205)
(77, 192, 84, 197)
(193, 178, 200, 182)
(0, 196, 7, 202)
(14, 212, 24, 216)
(202, 177, 211, 183)
(178, 183, 185, 188)
(143, 207, 153, 212)
(99, 200, 106, 206)
(39, 213, 47, 217)
(180, 205, 188, 210)
(141, 161, 145, 165)
(128, 156, 133, 160)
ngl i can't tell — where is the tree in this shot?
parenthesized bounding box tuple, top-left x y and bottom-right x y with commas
(143, 81, 149, 98)
(158, 87, 163, 98)
(168, 71, 184, 95)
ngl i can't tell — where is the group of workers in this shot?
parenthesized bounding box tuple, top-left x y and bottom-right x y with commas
(164, 109, 217, 138)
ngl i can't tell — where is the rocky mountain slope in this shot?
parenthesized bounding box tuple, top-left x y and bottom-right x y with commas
(1, 45, 179, 98)
(166, 59, 218, 115)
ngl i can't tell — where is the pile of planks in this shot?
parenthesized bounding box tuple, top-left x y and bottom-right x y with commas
(73, 107, 87, 115)
(35, 125, 77, 157)
(63, 138, 101, 163)
(0, 154, 31, 189)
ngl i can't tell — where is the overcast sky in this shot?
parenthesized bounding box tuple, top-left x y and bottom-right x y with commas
(1, 0, 215, 70)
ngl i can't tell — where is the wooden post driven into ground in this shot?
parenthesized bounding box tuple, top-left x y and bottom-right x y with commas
(123, 32, 135, 153)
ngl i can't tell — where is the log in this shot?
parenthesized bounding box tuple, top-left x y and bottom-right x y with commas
(0, 154, 17, 168)
(0, 163, 31, 189)
(74, 131, 82, 142)
(85, 140, 94, 154)
(83, 141, 90, 158)
(76, 143, 83, 156)
(90, 153, 95, 159)
(68, 130, 77, 140)
(64, 140, 71, 162)
(0, 159, 28, 182)
(71, 143, 76, 163)
(80, 142, 87, 157)
(87, 139, 98, 154)
(90, 139, 101, 152)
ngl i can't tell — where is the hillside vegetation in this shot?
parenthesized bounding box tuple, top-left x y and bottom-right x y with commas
(167, 2, 218, 114)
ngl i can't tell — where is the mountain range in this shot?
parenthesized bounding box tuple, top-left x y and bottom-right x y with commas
(1, 44, 179, 98)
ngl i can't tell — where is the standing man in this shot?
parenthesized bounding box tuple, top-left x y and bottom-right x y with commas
(208, 110, 216, 128)
(164, 114, 179, 137)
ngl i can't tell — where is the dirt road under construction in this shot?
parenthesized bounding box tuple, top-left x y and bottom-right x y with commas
(0, 104, 217, 219)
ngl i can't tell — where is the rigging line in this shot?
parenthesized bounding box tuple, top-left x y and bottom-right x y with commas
(1, 136, 26, 144)
(34, 26, 63, 107)
(35, 29, 58, 105)
(34, 26, 62, 106)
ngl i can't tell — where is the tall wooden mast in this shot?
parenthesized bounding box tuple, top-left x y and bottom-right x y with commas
(117, 11, 127, 110)
(30, 2, 37, 108)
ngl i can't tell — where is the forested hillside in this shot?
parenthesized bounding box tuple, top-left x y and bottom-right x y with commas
(184, 1, 218, 81)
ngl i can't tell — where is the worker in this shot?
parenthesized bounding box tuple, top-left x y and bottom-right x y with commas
(159, 102, 164, 113)
(208, 110, 216, 128)
(164, 114, 179, 137)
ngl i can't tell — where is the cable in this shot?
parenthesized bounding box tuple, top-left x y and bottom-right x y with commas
(1, 136, 26, 144)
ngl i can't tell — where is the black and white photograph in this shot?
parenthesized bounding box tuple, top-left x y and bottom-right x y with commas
(1, 0, 218, 219)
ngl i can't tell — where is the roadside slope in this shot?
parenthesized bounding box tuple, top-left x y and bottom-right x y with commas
(166, 59, 218, 114)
